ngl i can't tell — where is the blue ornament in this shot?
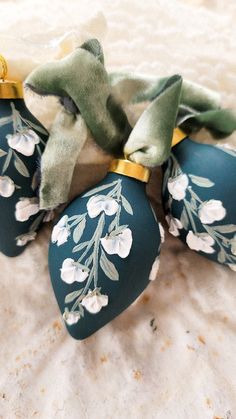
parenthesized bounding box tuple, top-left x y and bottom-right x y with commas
(162, 131, 236, 270)
(49, 159, 162, 339)
(0, 55, 48, 257)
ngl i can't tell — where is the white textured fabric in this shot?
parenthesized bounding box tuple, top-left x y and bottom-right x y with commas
(0, 1, 236, 418)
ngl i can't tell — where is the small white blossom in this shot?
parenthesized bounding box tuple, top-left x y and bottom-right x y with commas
(198, 200, 226, 225)
(7, 129, 40, 156)
(81, 289, 108, 314)
(101, 228, 132, 258)
(149, 256, 160, 281)
(63, 311, 80, 325)
(167, 173, 188, 201)
(60, 258, 89, 284)
(165, 214, 183, 237)
(15, 197, 40, 222)
(186, 230, 215, 254)
(0, 176, 15, 197)
(227, 264, 236, 272)
(16, 231, 37, 246)
(51, 215, 70, 246)
(87, 195, 119, 218)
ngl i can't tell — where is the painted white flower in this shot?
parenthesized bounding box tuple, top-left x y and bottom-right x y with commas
(81, 289, 108, 314)
(159, 223, 165, 243)
(101, 227, 132, 258)
(198, 200, 226, 225)
(63, 310, 80, 326)
(149, 256, 160, 281)
(87, 195, 119, 218)
(60, 258, 89, 284)
(227, 264, 236, 272)
(16, 231, 37, 246)
(165, 214, 183, 237)
(7, 129, 40, 156)
(15, 197, 40, 222)
(186, 230, 215, 254)
(0, 176, 15, 197)
(231, 235, 236, 256)
(51, 215, 70, 246)
(167, 173, 188, 201)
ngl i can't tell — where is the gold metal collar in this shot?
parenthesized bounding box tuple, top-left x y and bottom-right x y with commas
(109, 159, 151, 183)
(0, 54, 23, 99)
(109, 128, 187, 182)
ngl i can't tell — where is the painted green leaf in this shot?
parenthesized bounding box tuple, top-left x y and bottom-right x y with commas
(31, 170, 39, 191)
(217, 249, 226, 264)
(14, 155, 30, 177)
(73, 217, 86, 243)
(100, 249, 119, 281)
(190, 197, 197, 210)
(121, 195, 133, 215)
(2, 149, 13, 173)
(0, 115, 13, 127)
(29, 212, 44, 232)
(65, 289, 83, 304)
(72, 241, 89, 253)
(0, 148, 7, 158)
(85, 254, 93, 267)
(21, 118, 48, 136)
(180, 207, 189, 230)
(189, 174, 214, 188)
(82, 181, 118, 198)
(108, 217, 117, 233)
(69, 213, 86, 228)
(214, 225, 236, 234)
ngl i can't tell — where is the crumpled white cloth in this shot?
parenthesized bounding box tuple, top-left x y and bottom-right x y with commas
(0, 1, 236, 418)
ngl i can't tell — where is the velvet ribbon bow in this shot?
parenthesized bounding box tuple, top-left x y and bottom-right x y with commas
(26, 39, 236, 210)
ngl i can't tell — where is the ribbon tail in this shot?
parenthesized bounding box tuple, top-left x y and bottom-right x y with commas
(110, 71, 236, 139)
(124, 75, 182, 167)
(39, 110, 87, 210)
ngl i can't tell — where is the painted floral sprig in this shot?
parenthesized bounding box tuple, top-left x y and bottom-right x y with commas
(51, 179, 136, 326)
(0, 102, 53, 246)
(163, 148, 236, 271)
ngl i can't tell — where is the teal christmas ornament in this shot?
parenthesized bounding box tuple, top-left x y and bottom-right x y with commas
(109, 71, 236, 269)
(162, 130, 236, 270)
(0, 55, 49, 257)
(49, 160, 162, 339)
(46, 70, 182, 339)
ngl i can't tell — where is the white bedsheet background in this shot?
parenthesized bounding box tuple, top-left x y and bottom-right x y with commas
(0, 1, 236, 418)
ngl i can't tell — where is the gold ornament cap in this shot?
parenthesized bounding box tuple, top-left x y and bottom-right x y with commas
(0, 55, 23, 99)
(172, 127, 187, 146)
(109, 159, 151, 183)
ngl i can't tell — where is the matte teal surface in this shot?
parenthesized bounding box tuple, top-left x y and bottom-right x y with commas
(0, 99, 48, 257)
(162, 138, 236, 267)
(49, 172, 161, 339)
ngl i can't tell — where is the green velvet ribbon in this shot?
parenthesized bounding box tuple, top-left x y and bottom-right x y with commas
(110, 72, 236, 137)
(25, 39, 131, 210)
(25, 38, 236, 210)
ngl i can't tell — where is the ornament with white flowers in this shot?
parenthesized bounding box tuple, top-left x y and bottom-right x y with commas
(162, 139, 236, 270)
(49, 164, 162, 338)
(48, 74, 183, 339)
(0, 56, 51, 257)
